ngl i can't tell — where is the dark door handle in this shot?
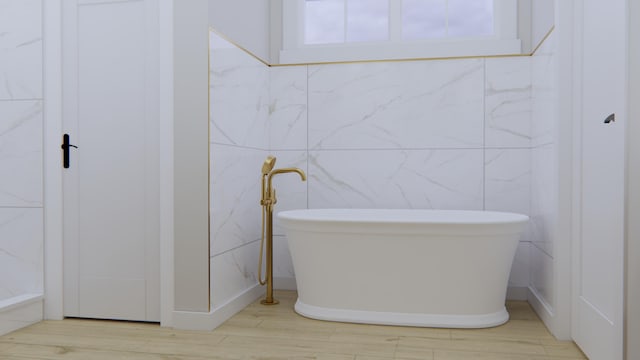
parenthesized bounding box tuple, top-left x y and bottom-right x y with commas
(61, 134, 78, 169)
(604, 113, 615, 123)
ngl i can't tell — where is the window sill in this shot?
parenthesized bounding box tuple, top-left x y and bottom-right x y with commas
(278, 38, 523, 65)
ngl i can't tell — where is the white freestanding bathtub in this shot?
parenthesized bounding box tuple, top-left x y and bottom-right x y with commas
(278, 209, 528, 329)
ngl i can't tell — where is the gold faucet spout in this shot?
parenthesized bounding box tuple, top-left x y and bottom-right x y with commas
(267, 167, 307, 192)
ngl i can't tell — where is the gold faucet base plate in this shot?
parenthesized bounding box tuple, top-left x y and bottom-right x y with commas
(260, 299, 280, 305)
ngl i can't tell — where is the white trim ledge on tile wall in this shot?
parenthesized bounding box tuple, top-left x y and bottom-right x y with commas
(279, 39, 523, 65)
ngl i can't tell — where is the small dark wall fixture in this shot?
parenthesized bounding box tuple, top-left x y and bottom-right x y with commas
(61, 133, 78, 169)
(604, 113, 616, 124)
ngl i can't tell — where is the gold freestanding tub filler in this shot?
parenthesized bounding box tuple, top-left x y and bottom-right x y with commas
(257, 156, 306, 305)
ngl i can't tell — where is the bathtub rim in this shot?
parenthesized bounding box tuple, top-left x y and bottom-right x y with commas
(278, 209, 529, 225)
(294, 299, 509, 329)
(278, 209, 529, 236)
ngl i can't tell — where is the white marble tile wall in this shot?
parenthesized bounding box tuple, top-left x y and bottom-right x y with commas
(268, 56, 534, 294)
(210, 32, 269, 149)
(209, 31, 548, 301)
(0, 101, 43, 207)
(308, 149, 484, 210)
(272, 235, 296, 287)
(531, 33, 557, 148)
(485, 148, 532, 246)
(269, 66, 307, 151)
(209, 31, 270, 308)
(210, 240, 260, 308)
(530, 243, 555, 305)
(0, 209, 43, 300)
(210, 145, 264, 256)
(0, 0, 43, 100)
(530, 31, 558, 307)
(308, 60, 485, 150)
(0, 0, 44, 306)
(485, 58, 532, 148)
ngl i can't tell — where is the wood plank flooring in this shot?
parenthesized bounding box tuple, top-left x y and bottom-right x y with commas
(0, 291, 587, 359)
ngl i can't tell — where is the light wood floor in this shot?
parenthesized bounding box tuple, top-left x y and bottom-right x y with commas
(0, 291, 586, 359)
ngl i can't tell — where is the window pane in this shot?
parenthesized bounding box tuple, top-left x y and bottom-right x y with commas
(448, 0, 494, 37)
(305, 0, 345, 44)
(346, 0, 389, 42)
(402, 0, 447, 40)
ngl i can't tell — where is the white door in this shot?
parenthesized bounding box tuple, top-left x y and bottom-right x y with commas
(572, 0, 626, 358)
(62, 0, 160, 322)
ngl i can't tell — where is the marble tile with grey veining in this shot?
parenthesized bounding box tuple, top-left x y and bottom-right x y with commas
(308, 149, 483, 210)
(0, 0, 42, 100)
(210, 144, 265, 256)
(272, 235, 296, 283)
(308, 59, 484, 150)
(484, 149, 532, 295)
(509, 242, 531, 289)
(531, 32, 557, 148)
(0, 100, 43, 207)
(0, 208, 43, 301)
(484, 149, 531, 216)
(530, 243, 555, 307)
(268, 150, 308, 236)
(485, 57, 532, 148)
(210, 240, 259, 308)
(269, 66, 308, 150)
(485, 149, 532, 245)
(530, 144, 556, 257)
(210, 32, 269, 149)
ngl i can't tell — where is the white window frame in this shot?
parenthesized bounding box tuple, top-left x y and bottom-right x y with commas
(280, 0, 521, 64)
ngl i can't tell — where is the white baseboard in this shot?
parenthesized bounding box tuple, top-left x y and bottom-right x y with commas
(172, 284, 262, 331)
(273, 277, 297, 291)
(0, 294, 43, 336)
(169, 283, 540, 332)
(528, 286, 556, 333)
(506, 286, 529, 301)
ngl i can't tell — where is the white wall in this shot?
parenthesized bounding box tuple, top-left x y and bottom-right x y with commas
(208, 0, 271, 63)
(268, 56, 534, 298)
(520, 0, 555, 54)
(531, 0, 555, 49)
(0, 0, 44, 334)
(627, 0, 640, 357)
(209, 32, 269, 309)
(173, 0, 210, 313)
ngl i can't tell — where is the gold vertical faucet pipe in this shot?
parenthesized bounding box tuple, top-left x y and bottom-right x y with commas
(258, 157, 306, 305)
(258, 156, 276, 287)
(262, 202, 277, 305)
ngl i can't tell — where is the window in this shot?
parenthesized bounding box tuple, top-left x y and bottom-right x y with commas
(304, 0, 494, 45)
(304, 0, 389, 44)
(402, 0, 494, 39)
(280, 0, 520, 64)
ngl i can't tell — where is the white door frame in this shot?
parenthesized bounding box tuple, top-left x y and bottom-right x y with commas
(42, 0, 64, 321)
(570, 0, 626, 357)
(626, 0, 640, 358)
(42, 0, 175, 326)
